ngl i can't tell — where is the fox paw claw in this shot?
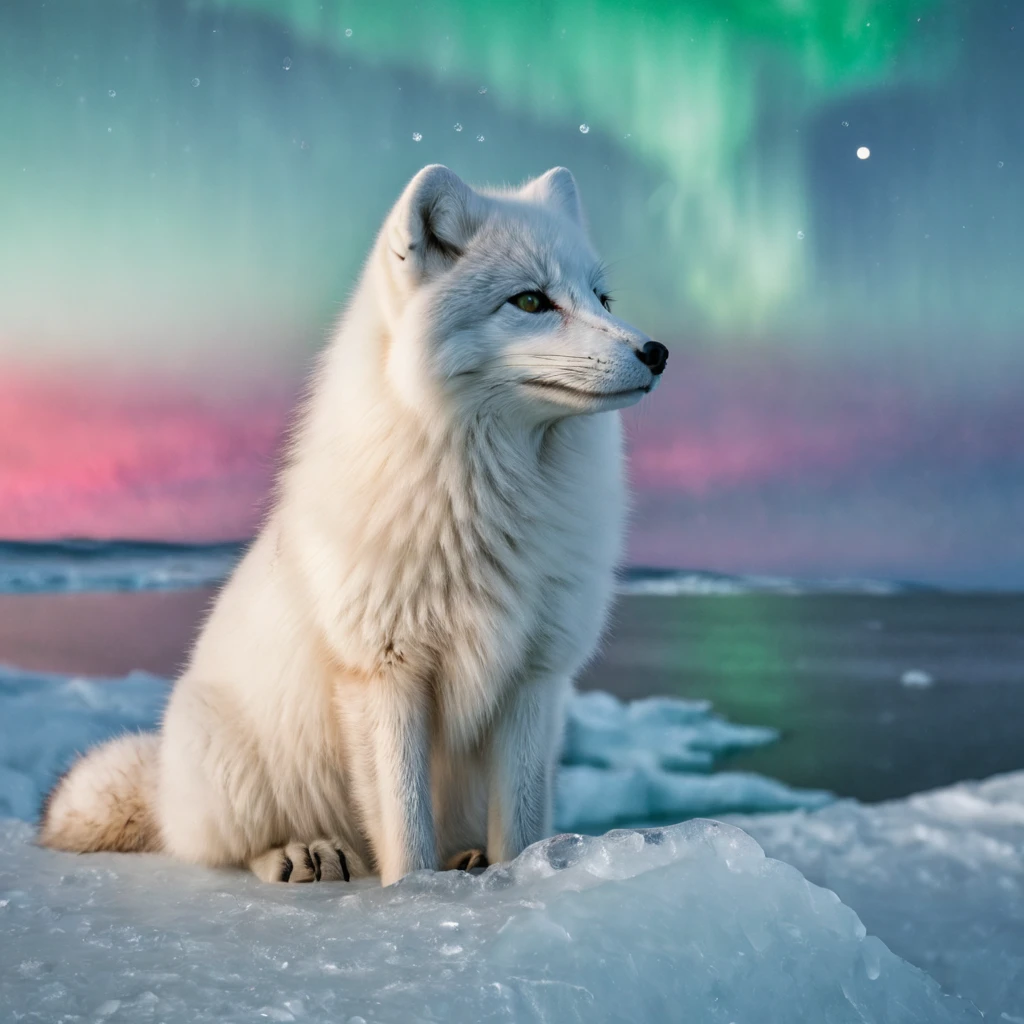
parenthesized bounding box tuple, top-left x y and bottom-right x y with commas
(251, 840, 351, 883)
(444, 848, 489, 872)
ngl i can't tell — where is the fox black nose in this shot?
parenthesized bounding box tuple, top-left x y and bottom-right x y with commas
(635, 341, 668, 376)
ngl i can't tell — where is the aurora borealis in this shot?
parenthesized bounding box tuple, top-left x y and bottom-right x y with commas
(1, 0, 1021, 585)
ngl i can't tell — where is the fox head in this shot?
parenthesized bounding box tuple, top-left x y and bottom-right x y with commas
(371, 164, 667, 422)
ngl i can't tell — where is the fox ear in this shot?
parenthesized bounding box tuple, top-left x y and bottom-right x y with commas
(521, 167, 584, 226)
(388, 165, 482, 278)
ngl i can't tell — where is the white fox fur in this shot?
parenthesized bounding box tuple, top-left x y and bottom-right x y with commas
(39, 165, 666, 885)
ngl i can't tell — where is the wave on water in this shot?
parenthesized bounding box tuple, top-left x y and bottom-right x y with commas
(0, 540, 939, 597)
(0, 539, 246, 594)
(616, 566, 939, 597)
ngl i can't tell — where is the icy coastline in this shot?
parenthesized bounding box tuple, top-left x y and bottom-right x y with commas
(1, 664, 1020, 1020)
(0, 816, 984, 1023)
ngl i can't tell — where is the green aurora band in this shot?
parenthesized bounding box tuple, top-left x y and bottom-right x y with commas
(1, 0, 1020, 377)
(210, 0, 952, 329)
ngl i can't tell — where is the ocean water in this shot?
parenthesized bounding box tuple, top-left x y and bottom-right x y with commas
(583, 591, 1024, 803)
(0, 541, 1021, 807)
(0, 539, 245, 594)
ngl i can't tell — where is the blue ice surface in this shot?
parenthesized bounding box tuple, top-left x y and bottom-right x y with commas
(729, 773, 1024, 1021)
(2, 663, 1020, 1020)
(0, 665, 830, 829)
(0, 814, 985, 1023)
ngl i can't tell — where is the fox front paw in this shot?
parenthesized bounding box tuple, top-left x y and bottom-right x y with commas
(250, 840, 352, 883)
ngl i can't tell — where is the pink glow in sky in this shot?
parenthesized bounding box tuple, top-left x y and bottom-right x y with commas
(2, 354, 1021, 583)
(0, 370, 292, 541)
(626, 348, 1024, 495)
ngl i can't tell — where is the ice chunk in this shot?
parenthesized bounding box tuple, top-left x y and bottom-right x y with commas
(0, 664, 828, 829)
(556, 690, 829, 829)
(557, 765, 830, 832)
(0, 666, 167, 819)
(730, 771, 1024, 1021)
(900, 668, 934, 687)
(0, 817, 978, 1022)
(0, 664, 1015, 1016)
(564, 690, 777, 772)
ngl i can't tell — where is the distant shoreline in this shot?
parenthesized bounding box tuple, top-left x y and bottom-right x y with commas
(2, 538, 1017, 595)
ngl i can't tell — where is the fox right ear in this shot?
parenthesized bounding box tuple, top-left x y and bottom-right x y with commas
(520, 167, 584, 227)
(387, 165, 482, 279)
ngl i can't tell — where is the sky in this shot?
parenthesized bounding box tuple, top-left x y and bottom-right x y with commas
(1, 0, 1022, 585)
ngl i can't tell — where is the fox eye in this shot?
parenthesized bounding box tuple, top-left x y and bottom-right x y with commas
(597, 290, 612, 311)
(509, 291, 552, 314)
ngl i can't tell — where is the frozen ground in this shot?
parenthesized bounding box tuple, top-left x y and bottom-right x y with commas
(0, 665, 830, 830)
(1, 664, 1020, 1021)
(0, 816, 982, 1023)
(730, 773, 1024, 1021)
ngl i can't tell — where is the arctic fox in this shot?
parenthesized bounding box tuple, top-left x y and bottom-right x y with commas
(39, 165, 668, 885)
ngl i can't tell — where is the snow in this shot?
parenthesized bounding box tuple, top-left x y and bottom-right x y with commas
(0, 665, 829, 830)
(729, 773, 1024, 1022)
(1, 663, 1019, 1019)
(0, 816, 980, 1023)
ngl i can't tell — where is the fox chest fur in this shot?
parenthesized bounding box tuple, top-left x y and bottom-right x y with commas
(281, 402, 625, 749)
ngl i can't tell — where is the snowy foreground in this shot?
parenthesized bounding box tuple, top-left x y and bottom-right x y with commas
(2, 810, 1008, 1024)
(1, 667, 1021, 1021)
(730, 774, 1024, 1021)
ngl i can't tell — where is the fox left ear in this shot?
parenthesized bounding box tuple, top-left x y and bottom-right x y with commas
(388, 165, 483, 279)
(520, 167, 584, 227)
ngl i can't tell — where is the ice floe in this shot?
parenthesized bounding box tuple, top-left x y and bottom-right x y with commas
(0, 815, 981, 1023)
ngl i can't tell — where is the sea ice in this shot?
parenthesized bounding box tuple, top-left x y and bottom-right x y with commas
(0, 664, 1018, 1017)
(0, 665, 829, 830)
(0, 816, 979, 1023)
(900, 668, 934, 687)
(731, 772, 1024, 1022)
